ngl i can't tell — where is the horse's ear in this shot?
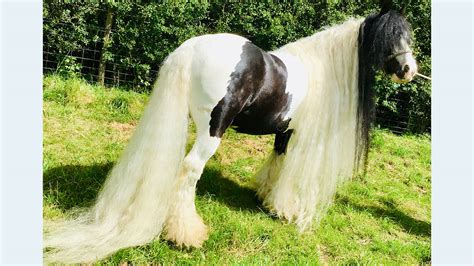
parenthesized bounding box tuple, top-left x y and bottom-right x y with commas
(379, 0, 393, 14)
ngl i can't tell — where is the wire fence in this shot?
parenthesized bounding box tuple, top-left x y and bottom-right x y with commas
(44, 45, 158, 89)
(43, 17, 160, 89)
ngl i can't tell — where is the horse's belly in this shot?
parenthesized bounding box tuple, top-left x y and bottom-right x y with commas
(231, 109, 290, 135)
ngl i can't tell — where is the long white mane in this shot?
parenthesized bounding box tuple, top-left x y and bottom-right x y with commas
(256, 18, 363, 230)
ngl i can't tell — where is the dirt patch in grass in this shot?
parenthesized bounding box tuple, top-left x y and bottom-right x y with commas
(109, 121, 137, 133)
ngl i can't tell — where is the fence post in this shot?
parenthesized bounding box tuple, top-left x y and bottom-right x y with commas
(98, 5, 114, 87)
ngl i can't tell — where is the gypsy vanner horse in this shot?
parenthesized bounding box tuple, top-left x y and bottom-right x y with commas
(45, 6, 419, 263)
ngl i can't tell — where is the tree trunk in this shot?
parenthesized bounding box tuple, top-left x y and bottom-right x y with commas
(98, 6, 113, 87)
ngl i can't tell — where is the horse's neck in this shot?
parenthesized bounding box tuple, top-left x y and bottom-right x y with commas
(277, 18, 363, 86)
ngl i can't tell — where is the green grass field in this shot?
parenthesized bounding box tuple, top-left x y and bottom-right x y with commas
(43, 75, 431, 264)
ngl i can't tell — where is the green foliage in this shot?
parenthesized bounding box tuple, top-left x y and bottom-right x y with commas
(56, 55, 82, 76)
(43, 1, 101, 59)
(43, 1, 431, 133)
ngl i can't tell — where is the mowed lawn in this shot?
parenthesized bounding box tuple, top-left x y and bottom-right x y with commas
(43, 75, 431, 264)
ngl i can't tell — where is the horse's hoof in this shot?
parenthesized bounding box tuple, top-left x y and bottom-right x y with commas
(164, 214, 209, 248)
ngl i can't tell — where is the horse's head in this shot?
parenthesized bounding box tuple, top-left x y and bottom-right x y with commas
(359, 7, 417, 83)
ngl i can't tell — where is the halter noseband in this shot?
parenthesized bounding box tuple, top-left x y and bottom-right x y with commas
(385, 50, 412, 62)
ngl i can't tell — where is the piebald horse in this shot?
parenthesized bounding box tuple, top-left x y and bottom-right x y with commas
(45, 8, 418, 263)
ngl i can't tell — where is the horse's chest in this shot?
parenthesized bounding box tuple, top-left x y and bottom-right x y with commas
(209, 42, 293, 136)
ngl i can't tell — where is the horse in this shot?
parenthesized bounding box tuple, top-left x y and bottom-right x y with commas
(44, 7, 419, 263)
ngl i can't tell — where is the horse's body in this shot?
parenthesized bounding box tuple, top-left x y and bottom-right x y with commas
(188, 33, 307, 144)
(45, 9, 418, 263)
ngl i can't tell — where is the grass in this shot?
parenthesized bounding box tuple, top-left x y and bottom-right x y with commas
(43, 75, 431, 264)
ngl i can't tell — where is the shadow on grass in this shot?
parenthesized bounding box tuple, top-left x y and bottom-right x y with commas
(336, 196, 431, 237)
(196, 167, 262, 213)
(43, 163, 114, 210)
(43, 163, 262, 213)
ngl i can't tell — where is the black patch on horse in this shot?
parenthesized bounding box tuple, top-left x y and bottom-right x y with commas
(357, 10, 412, 169)
(209, 42, 292, 138)
(274, 128, 294, 154)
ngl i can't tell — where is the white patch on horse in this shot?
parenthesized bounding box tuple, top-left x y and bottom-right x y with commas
(270, 51, 309, 120)
(189, 33, 249, 118)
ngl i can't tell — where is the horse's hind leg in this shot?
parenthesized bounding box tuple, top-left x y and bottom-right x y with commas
(164, 116, 221, 247)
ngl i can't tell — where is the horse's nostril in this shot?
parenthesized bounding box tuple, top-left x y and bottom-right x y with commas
(403, 64, 410, 73)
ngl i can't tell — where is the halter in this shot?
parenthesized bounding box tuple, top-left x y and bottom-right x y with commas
(384, 50, 432, 81)
(385, 50, 412, 62)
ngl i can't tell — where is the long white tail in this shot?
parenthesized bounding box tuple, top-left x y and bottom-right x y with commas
(44, 42, 195, 263)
